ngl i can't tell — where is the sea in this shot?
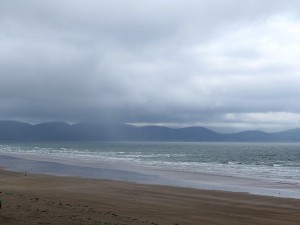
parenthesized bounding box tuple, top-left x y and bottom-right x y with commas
(0, 142, 300, 198)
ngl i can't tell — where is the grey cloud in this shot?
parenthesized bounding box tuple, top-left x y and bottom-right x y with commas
(1, 0, 300, 131)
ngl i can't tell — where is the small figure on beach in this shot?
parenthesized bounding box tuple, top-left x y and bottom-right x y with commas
(24, 172, 27, 176)
(0, 199, 2, 209)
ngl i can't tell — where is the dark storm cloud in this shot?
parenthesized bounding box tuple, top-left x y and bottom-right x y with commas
(1, 0, 300, 131)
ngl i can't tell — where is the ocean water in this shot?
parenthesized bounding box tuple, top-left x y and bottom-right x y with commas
(1, 142, 300, 198)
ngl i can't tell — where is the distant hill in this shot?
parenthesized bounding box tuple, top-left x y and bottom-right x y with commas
(272, 128, 300, 142)
(0, 121, 299, 142)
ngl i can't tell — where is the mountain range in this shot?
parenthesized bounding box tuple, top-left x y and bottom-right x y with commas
(0, 121, 300, 142)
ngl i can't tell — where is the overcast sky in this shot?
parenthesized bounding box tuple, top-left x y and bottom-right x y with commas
(1, 0, 300, 132)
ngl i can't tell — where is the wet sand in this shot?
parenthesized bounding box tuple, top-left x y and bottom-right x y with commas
(0, 169, 300, 225)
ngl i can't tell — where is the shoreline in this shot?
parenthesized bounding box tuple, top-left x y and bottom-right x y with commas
(1, 153, 300, 199)
(1, 168, 300, 225)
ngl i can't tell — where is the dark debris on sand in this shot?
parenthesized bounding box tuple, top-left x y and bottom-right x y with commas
(0, 191, 163, 225)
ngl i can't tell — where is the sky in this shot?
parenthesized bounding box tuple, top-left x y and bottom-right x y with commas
(1, 0, 300, 132)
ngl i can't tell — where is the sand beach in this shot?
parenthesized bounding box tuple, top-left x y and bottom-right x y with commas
(0, 168, 300, 225)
